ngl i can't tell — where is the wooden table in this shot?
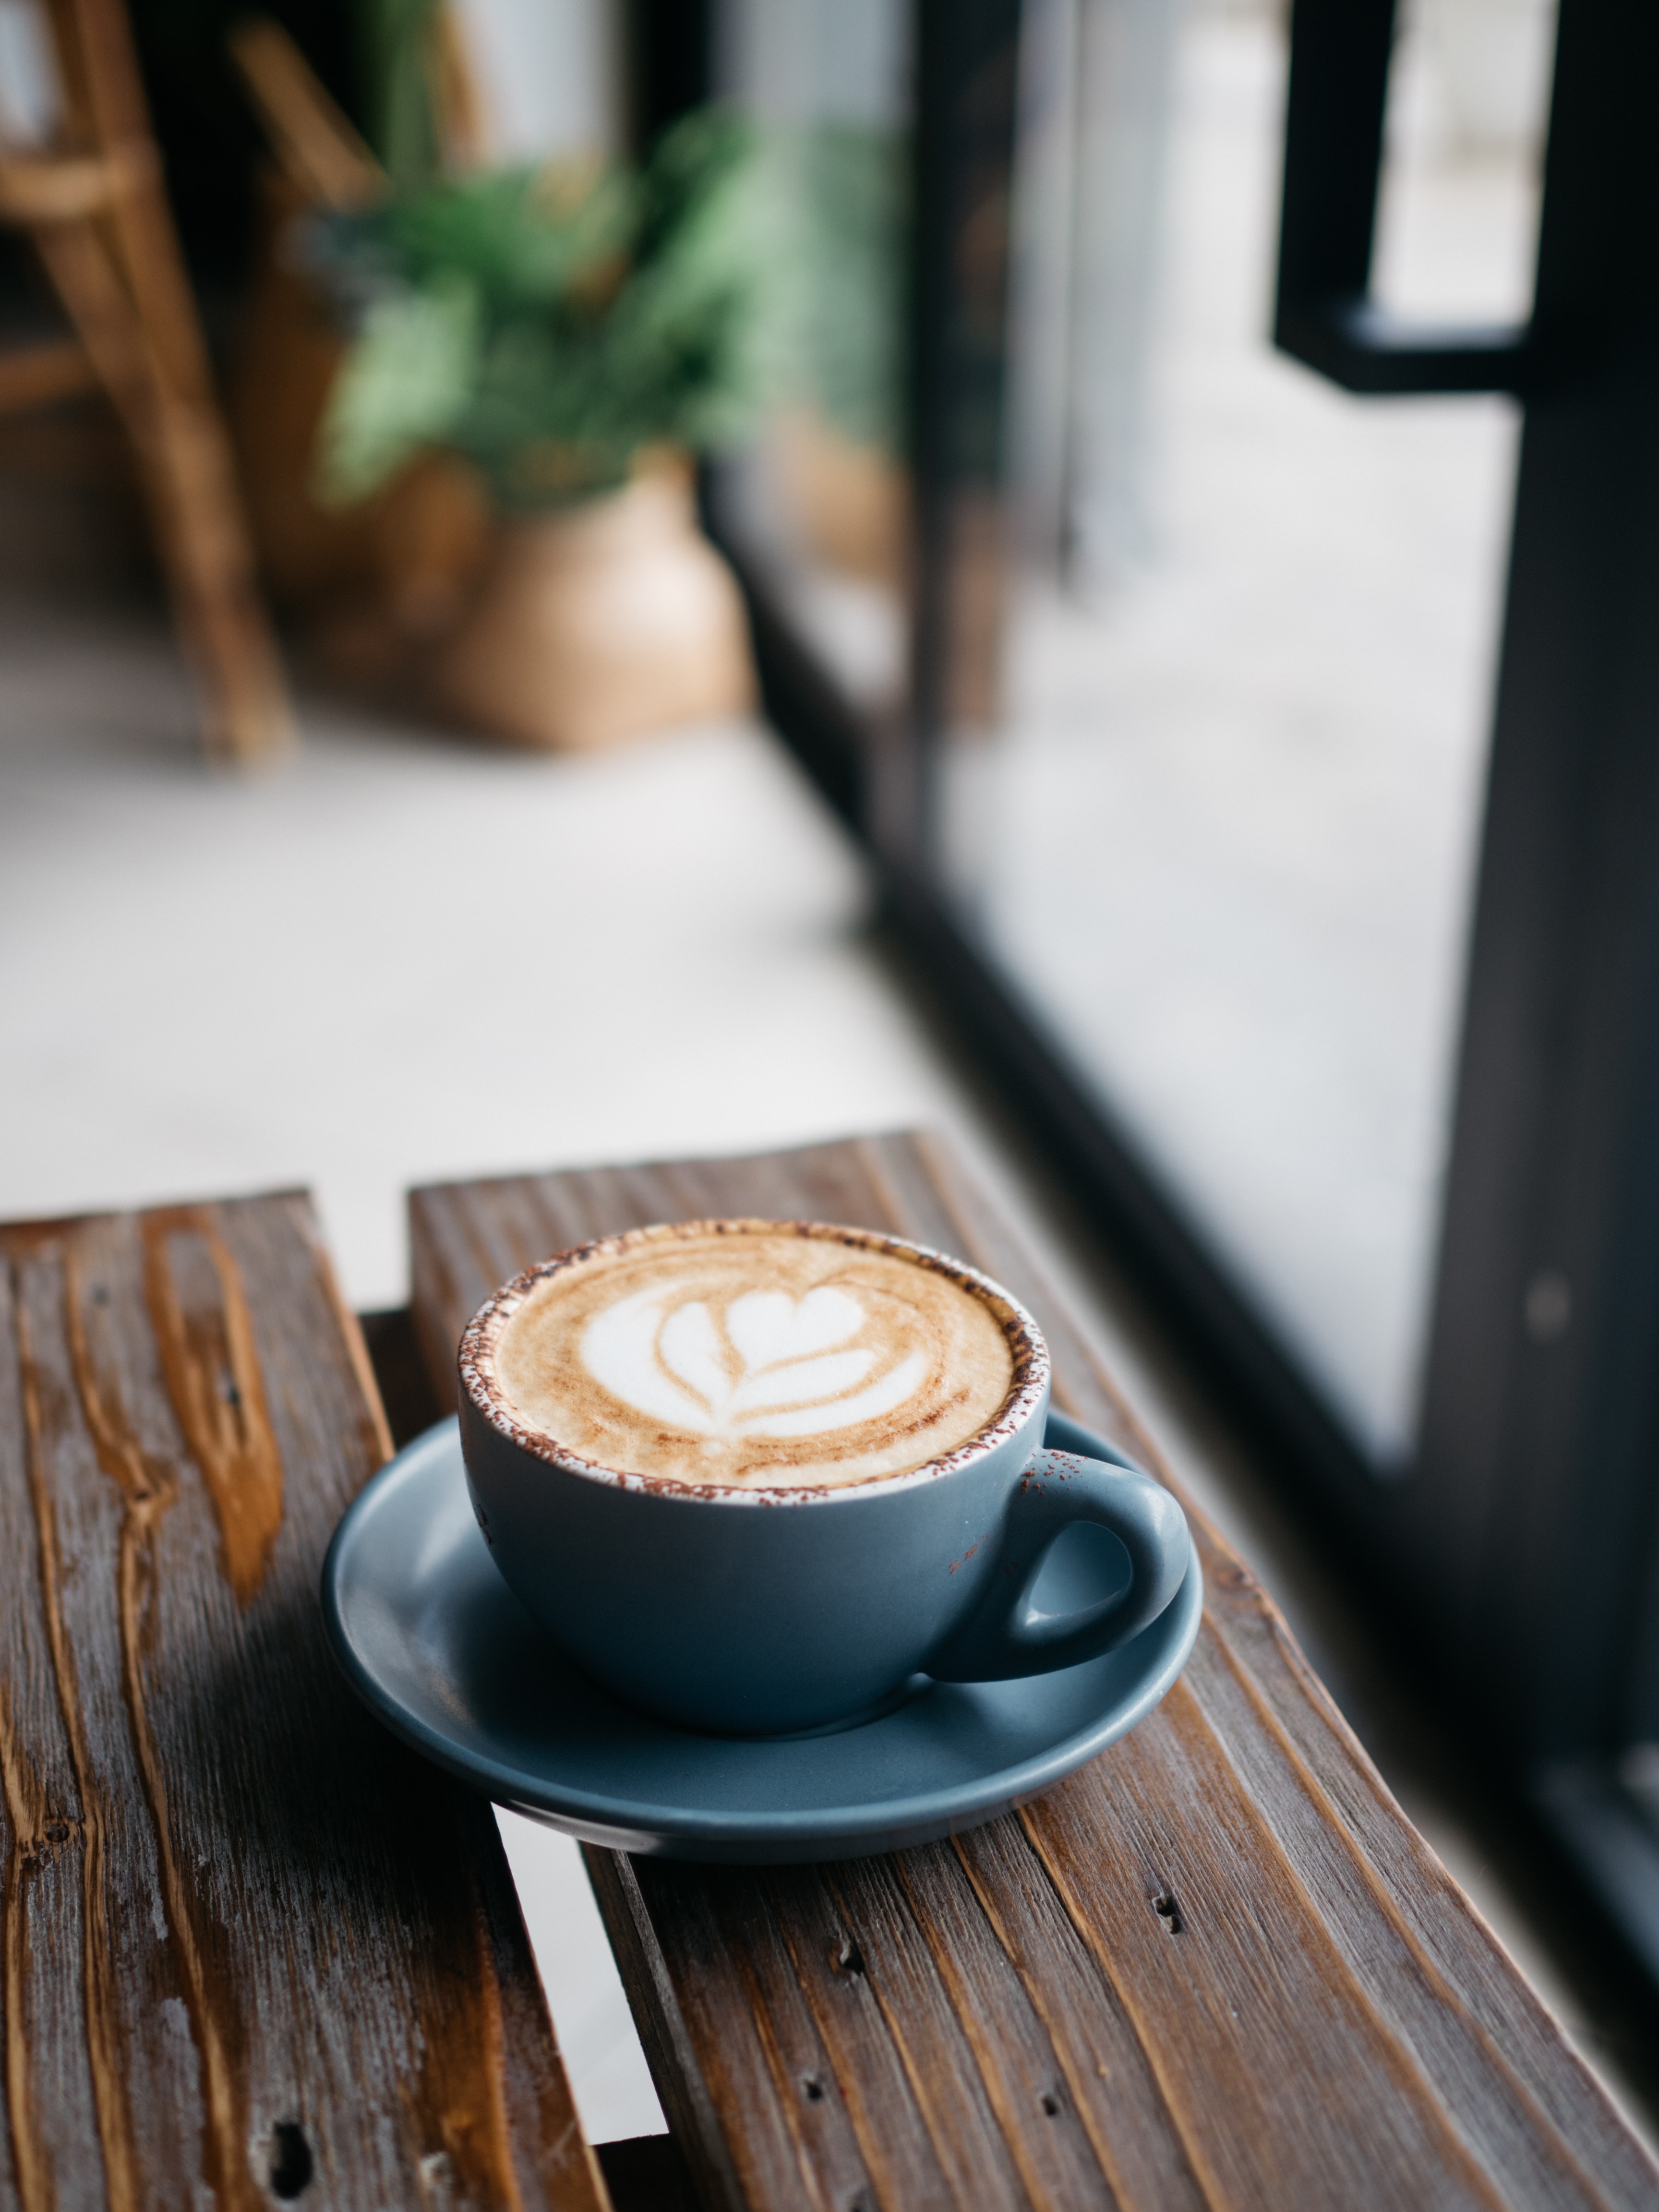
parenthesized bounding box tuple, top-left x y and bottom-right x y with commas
(2, 1133, 1655, 2209)
(0, 1193, 604, 2211)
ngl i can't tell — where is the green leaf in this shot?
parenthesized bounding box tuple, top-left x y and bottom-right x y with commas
(314, 280, 480, 504)
(305, 107, 775, 510)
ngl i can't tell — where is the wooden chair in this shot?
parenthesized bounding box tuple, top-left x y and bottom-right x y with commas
(0, 0, 295, 765)
(225, 17, 491, 674)
(228, 18, 384, 214)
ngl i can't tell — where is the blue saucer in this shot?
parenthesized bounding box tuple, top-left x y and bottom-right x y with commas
(321, 1410, 1202, 1863)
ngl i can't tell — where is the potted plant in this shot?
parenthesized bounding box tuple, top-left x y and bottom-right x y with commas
(309, 109, 764, 749)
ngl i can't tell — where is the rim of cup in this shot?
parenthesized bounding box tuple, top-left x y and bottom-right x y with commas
(457, 1216, 1051, 1507)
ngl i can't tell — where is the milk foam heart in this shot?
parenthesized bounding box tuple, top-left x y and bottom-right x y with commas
(490, 1222, 1018, 1489)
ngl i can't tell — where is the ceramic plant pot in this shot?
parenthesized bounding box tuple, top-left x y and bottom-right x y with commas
(429, 471, 756, 751)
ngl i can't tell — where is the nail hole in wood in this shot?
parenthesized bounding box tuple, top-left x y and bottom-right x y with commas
(802, 2073, 826, 2101)
(833, 1936, 865, 1976)
(269, 2121, 312, 2198)
(1153, 1891, 1184, 1934)
(1040, 2092, 1060, 2116)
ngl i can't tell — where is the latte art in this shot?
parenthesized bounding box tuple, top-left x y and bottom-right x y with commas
(490, 1223, 1018, 1489)
(585, 1281, 931, 1440)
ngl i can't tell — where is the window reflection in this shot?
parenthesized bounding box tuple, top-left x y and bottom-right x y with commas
(946, 0, 1551, 1460)
(715, 0, 912, 712)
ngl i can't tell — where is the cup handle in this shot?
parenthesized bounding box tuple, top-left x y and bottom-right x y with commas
(925, 1449, 1191, 1682)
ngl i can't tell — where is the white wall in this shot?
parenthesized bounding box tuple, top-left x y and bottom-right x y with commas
(452, 0, 623, 160)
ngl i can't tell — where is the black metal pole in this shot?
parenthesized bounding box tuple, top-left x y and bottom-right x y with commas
(1413, 0, 1659, 1768)
(1274, 0, 1530, 391)
(895, 0, 1021, 869)
(624, 0, 711, 156)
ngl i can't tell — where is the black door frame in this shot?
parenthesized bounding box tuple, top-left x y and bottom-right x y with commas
(1271, 0, 1659, 1984)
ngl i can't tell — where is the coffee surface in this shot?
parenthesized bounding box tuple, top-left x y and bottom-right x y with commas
(492, 1225, 1016, 1489)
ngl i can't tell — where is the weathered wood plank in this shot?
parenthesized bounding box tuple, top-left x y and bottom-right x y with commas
(1019, 1686, 1504, 2212)
(0, 1193, 608, 2212)
(584, 1853, 828, 2212)
(758, 1858, 1015, 2208)
(819, 1128, 1653, 2193)
(827, 1847, 1108, 2209)
(948, 1817, 1207, 2212)
(408, 1133, 1659, 2212)
(890, 1131, 1659, 2206)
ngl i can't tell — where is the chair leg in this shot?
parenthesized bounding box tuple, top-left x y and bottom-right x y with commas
(135, 375, 297, 767)
(34, 213, 295, 765)
(25, 0, 297, 764)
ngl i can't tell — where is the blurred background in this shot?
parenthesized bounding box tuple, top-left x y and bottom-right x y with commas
(11, 0, 1659, 2165)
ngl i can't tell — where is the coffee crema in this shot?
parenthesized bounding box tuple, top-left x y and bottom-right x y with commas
(489, 1221, 1018, 1490)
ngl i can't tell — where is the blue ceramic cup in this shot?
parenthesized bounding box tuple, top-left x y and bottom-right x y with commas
(457, 1222, 1190, 1736)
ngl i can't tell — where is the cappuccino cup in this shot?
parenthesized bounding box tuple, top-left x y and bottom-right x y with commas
(457, 1219, 1190, 1735)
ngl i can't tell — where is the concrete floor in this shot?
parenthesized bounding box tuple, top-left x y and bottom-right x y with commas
(4, 571, 1657, 2160)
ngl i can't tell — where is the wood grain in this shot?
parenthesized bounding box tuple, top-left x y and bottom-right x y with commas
(409, 1132, 1659, 2211)
(0, 1191, 608, 2212)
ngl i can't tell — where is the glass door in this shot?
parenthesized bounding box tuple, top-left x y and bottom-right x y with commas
(947, 0, 1544, 1467)
(699, 0, 1659, 1985)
